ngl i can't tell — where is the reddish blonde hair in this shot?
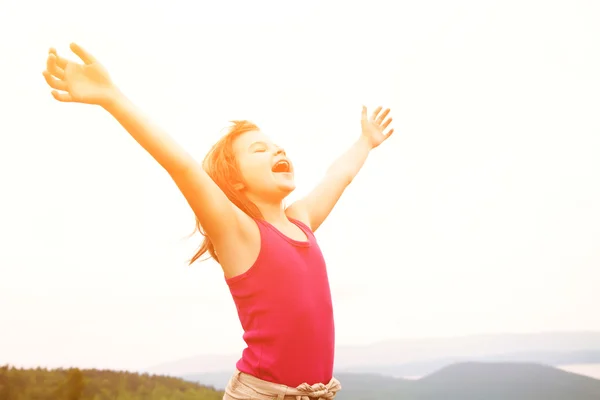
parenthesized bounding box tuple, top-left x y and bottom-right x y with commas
(189, 120, 263, 264)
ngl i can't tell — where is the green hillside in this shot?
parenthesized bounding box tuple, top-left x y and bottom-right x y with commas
(0, 365, 223, 400)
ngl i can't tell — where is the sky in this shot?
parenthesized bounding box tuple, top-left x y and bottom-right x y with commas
(0, 0, 599, 372)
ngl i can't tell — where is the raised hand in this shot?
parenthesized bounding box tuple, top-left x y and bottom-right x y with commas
(42, 43, 117, 106)
(361, 106, 394, 149)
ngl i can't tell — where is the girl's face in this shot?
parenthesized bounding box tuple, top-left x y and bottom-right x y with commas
(232, 130, 296, 201)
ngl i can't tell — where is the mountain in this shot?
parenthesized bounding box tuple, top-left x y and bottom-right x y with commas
(182, 363, 600, 400)
(180, 360, 600, 393)
(182, 371, 234, 392)
(145, 331, 600, 375)
(338, 349, 600, 377)
(334, 363, 600, 400)
(333, 331, 600, 370)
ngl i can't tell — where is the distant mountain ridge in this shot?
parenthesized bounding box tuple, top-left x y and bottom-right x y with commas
(333, 362, 600, 400)
(177, 361, 600, 390)
(181, 363, 600, 400)
(145, 331, 600, 375)
(338, 349, 600, 377)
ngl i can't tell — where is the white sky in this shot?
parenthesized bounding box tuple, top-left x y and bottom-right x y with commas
(1, 0, 599, 371)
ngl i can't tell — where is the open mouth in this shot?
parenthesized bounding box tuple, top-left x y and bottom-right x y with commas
(271, 159, 291, 173)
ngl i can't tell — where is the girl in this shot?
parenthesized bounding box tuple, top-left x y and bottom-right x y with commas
(42, 43, 394, 400)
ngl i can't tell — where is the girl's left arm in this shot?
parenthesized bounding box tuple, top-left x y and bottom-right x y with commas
(286, 106, 394, 232)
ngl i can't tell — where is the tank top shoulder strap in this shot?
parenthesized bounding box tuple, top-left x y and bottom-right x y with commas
(253, 218, 272, 237)
(288, 218, 316, 241)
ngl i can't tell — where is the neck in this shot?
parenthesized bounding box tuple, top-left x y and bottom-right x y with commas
(247, 194, 289, 225)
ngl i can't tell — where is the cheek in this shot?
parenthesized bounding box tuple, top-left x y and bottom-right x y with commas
(240, 159, 271, 185)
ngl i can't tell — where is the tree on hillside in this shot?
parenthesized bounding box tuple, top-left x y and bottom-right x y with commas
(53, 368, 86, 400)
(0, 366, 14, 400)
(66, 369, 86, 400)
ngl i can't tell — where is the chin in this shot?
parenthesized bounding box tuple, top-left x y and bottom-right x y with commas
(277, 181, 296, 194)
(283, 185, 296, 195)
(262, 186, 295, 203)
(273, 182, 296, 202)
(272, 172, 295, 190)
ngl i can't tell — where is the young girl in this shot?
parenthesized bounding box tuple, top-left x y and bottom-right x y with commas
(42, 43, 394, 400)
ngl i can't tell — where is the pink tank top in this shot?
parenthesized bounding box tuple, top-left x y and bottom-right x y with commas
(225, 218, 335, 387)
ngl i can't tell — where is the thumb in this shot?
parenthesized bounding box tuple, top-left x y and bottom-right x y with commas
(70, 42, 97, 65)
(361, 105, 367, 120)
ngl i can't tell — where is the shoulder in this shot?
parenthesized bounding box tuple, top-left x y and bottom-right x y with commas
(285, 201, 312, 230)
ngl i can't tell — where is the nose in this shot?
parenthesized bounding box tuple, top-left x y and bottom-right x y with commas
(274, 148, 284, 157)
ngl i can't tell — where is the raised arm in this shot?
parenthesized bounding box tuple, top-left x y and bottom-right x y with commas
(42, 43, 249, 245)
(286, 106, 394, 231)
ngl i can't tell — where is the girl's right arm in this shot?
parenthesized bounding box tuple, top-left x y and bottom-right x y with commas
(42, 43, 252, 248)
(104, 92, 250, 245)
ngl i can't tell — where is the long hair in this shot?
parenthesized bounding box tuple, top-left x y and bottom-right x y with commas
(188, 120, 263, 265)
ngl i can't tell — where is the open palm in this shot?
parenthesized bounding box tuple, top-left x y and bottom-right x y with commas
(42, 43, 116, 105)
(361, 106, 394, 148)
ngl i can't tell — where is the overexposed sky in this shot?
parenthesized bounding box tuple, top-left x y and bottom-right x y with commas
(1, 0, 599, 371)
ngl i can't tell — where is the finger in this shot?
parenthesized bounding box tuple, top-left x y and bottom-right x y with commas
(46, 54, 55, 72)
(370, 106, 383, 121)
(46, 54, 65, 80)
(51, 90, 73, 102)
(54, 54, 71, 70)
(381, 117, 393, 130)
(49, 48, 70, 69)
(376, 108, 390, 124)
(385, 128, 395, 139)
(70, 42, 96, 65)
(42, 70, 67, 91)
(361, 105, 368, 120)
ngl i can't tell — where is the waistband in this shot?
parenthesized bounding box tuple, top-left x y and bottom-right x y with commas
(225, 369, 341, 400)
